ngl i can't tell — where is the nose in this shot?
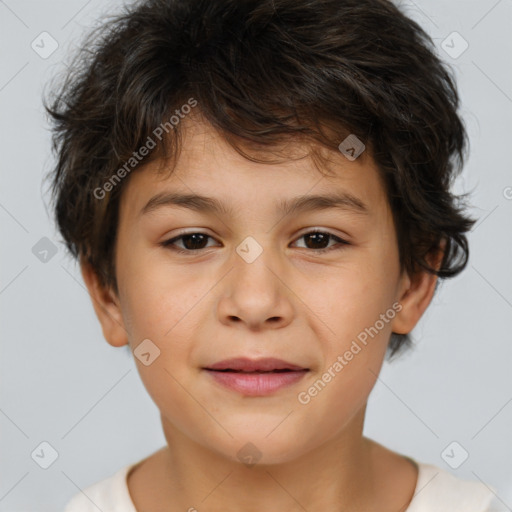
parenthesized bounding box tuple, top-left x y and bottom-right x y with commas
(216, 247, 295, 331)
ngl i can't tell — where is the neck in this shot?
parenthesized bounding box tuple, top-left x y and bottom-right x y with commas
(154, 408, 379, 512)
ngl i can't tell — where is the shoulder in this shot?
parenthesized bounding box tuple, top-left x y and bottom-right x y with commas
(406, 461, 497, 512)
(63, 463, 138, 512)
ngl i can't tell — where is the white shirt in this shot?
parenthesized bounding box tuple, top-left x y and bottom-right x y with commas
(63, 459, 502, 511)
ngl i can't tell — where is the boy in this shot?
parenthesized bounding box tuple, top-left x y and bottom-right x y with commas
(46, 0, 500, 510)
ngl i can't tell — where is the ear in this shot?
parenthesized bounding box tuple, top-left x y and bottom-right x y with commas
(80, 259, 128, 347)
(391, 244, 444, 335)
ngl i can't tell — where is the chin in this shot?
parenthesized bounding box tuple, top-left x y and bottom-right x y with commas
(206, 427, 314, 467)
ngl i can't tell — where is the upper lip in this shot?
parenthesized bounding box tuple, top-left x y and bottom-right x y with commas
(204, 357, 308, 372)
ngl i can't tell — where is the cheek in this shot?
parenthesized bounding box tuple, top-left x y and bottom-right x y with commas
(297, 280, 396, 439)
(317, 264, 398, 342)
(118, 247, 207, 342)
(118, 266, 205, 424)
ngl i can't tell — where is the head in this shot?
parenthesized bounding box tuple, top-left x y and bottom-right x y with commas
(46, 0, 475, 464)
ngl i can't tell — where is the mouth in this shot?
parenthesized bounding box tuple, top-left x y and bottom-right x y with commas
(212, 369, 303, 373)
(204, 357, 308, 373)
(203, 358, 309, 396)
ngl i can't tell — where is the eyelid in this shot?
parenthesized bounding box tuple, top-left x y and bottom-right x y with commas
(291, 230, 350, 253)
(294, 226, 350, 240)
(161, 230, 219, 248)
(163, 226, 350, 241)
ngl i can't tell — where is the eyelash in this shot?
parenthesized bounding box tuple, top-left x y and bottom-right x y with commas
(160, 230, 350, 255)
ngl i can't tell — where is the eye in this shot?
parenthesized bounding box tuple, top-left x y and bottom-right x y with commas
(160, 232, 218, 253)
(291, 230, 350, 253)
(160, 230, 349, 255)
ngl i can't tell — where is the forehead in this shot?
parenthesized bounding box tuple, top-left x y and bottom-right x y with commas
(119, 117, 388, 220)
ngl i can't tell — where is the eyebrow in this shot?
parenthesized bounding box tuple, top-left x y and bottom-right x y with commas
(139, 191, 369, 218)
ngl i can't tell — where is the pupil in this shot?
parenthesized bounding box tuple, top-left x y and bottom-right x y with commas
(184, 233, 207, 250)
(306, 233, 328, 249)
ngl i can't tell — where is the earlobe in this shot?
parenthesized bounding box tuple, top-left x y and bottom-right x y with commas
(80, 260, 128, 348)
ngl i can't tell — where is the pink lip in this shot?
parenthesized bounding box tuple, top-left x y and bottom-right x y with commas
(204, 358, 309, 396)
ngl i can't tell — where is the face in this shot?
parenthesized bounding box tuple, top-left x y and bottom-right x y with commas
(86, 117, 434, 465)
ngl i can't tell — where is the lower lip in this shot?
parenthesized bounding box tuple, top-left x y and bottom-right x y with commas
(205, 370, 308, 396)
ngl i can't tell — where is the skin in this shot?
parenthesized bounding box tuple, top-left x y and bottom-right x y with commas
(82, 115, 441, 511)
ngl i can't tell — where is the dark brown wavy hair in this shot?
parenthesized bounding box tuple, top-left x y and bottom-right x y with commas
(45, 0, 476, 357)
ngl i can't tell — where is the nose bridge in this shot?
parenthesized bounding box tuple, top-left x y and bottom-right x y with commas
(232, 235, 281, 302)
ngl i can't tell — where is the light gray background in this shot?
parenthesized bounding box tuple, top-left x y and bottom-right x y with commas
(1, 1, 511, 510)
